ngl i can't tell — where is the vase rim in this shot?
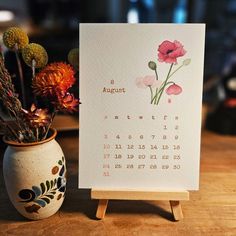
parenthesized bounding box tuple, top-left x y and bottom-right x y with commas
(3, 128, 57, 147)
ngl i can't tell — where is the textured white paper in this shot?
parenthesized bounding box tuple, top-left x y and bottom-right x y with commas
(79, 24, 205, 190)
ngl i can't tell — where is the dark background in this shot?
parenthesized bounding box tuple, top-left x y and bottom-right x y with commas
(1, 0, 236, 134)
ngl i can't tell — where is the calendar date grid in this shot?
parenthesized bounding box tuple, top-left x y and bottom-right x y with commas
(102, 132, 182, 177)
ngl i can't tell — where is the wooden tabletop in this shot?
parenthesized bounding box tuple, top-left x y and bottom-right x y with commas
(0, 130, 236, 236)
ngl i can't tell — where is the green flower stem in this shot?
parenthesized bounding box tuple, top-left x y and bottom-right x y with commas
(151, 81, 175, 104)
(150, 67, 158, 104)
(168, 64, 184, 78)
(154, 64, 185, 105)
(155, 63, 174, 105)
(151, 88, 159, 104)
(157, 81, 175, 94)
(148, 85, 153, 104)
(150, 61, 185, 106)
(155, 68, 158, 80)
(14, 44, 26, 108)
(154, 81, 175, 103)
(165, 81, 175, 86)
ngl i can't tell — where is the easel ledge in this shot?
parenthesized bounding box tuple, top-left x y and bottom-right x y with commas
(91, 189, 189, 221)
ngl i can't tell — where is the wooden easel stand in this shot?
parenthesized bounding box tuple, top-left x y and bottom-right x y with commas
(91, 189, 189, 221)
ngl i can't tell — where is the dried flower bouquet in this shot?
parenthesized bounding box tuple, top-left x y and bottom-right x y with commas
(0, 27, 79, 143)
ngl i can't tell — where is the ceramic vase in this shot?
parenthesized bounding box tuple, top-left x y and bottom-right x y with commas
(3, 128, 66, 220)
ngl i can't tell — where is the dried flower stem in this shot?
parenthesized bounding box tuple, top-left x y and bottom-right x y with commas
(0, 116, 21, 142)
(14, 44, 26, 108)
(0, 45, 4, 61)
(31, 59, 38, 105)
(32, 59, 36, 78)
(43, 110, 56, 140)
(0, 58, 34, 142)
(36, 127, 39, 142)
(0, 60, 22, 126)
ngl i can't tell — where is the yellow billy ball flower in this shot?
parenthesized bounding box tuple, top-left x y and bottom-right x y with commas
(68, 48, 79, 70)
(22, 43, 48, 68)
(3, 27, 29, 50)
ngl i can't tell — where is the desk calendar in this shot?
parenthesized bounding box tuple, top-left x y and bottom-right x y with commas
(79, 24, 205, 191)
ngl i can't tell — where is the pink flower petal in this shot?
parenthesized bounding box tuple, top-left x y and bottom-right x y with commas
(158, 40, 186, 64)
(166, 84, 182, 95)
(158, 40, 175, 54)
(143, 75, 156, 86)
(152, 80, 163, 88)
(136, 77, 146, 88)
(136, 76, 157, 88)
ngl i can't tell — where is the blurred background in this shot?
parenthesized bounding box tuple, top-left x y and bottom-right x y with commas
(1, 0, 236, 134)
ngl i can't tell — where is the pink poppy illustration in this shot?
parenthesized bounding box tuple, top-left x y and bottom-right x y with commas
(136, 75, 156, 88)
(135, 39, 190, 106)
(166, 84, 182, 95)
(158, 40, 186, 64)
(143, 75, 156, 87)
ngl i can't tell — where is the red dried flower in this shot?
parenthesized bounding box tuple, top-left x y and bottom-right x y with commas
(54, 92, 79, 113)
(32, 62, 76, 97)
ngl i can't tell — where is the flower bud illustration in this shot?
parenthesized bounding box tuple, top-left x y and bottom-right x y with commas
(166, 83, 182, 95)
(183, 58, 191, 66)
(148, 61, 157, 70)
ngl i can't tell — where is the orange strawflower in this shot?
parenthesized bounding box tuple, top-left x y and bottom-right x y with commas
(32, 62, 75, 97)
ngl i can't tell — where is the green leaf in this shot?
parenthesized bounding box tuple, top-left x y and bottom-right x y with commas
(41, 197, 50, 204)
(50, 191, 56, 195)
(46, 181, 50, 191)
(58, 160, 62, 165)
(40, 183, 46, 194)
(62, 156, 65, 162)
(54, 179, 57, 186)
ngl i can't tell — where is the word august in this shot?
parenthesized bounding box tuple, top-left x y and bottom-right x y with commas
(103, 87, 126, 94)
(102, 79, 126, 94)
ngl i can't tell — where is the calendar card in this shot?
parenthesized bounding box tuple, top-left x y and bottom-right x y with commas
(79, 24, 205, 190)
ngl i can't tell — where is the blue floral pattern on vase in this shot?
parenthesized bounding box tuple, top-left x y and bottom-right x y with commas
(18, 156, 66, 214)
(57, 164, 66, 193)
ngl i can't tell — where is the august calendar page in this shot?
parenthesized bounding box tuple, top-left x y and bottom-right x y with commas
(79, 24, 205, 190)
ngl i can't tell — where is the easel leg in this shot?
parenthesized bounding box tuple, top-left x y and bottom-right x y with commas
(169, 200, 183, 221)
(96, 199, 108, 219)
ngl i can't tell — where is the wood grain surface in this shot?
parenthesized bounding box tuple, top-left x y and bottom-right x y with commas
(0, 130, 236, 236)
